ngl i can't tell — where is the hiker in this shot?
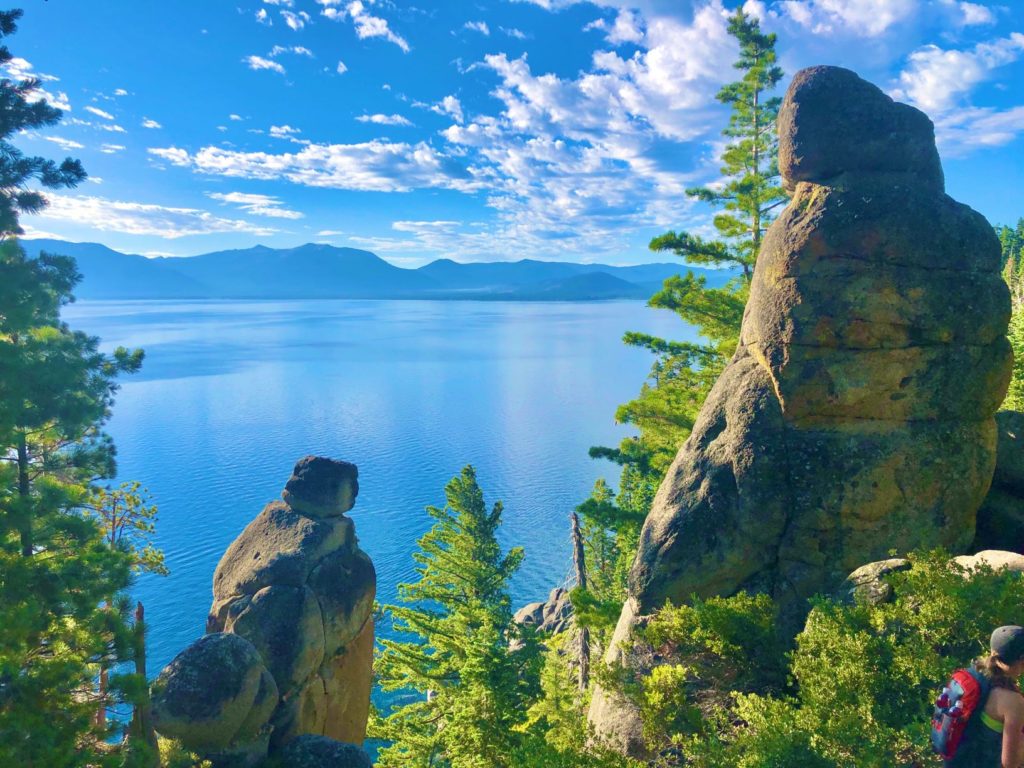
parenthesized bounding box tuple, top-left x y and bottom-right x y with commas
(945, 626, 1024, 767)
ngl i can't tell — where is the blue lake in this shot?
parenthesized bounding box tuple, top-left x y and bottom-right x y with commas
(62, 298, 687, 679)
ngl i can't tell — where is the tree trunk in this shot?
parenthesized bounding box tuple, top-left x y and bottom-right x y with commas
(129, 602, 159, 766)
(571, 512, 590, 691)
(17, 431, 31, 556)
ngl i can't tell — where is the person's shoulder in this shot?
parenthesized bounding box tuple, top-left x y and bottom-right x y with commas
(991, 685, 1024, 715)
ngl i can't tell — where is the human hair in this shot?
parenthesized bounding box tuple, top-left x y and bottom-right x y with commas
(976, 653, 1022, 692)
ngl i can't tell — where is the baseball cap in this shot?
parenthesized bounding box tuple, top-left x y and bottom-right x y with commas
(991, 626, 1024, 663)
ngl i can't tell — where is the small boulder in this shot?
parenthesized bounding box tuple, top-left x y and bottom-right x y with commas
(514, 587, 573, 635)
(275, 735, 373, 768)
(283, 456, 359, 518)
(836, 558, 911, 605)
(151, 633, 278, 754)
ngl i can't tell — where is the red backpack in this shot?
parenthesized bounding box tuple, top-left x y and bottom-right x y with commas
(931, 667, 991, 760)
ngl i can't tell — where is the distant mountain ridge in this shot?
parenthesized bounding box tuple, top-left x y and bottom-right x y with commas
(19, 239, 734, 301)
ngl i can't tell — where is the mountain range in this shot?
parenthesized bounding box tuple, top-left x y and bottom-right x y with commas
(20, 240, 733, 301)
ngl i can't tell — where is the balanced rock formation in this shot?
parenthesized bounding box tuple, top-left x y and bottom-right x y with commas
(152, 457, 376, 767)
(589, 65, 1012, 755)
(974, 410, 1024, 551)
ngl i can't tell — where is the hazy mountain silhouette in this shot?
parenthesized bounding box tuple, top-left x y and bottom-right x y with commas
(21, 239, 733, 301)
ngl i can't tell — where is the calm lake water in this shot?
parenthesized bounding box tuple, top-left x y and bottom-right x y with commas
(62, 299, 687, 680)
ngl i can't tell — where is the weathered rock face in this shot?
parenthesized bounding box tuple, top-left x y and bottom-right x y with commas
(152, 457, 376, 767)
(589, 65, 1012, 755)
(514, 587, 574, 636)
(276, 735, 374, 768)
(974, 411, 1024, 552)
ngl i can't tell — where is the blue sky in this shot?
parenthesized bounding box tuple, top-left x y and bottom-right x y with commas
(12, 0, 1024, 265)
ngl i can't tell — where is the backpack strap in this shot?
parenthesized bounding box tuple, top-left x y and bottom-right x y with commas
(966, 664, 993, 716)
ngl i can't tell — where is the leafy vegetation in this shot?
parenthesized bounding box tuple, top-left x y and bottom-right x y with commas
(1000, 218, 1024, 410)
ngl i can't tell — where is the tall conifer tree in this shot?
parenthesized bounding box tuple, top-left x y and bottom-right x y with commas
(371, 466, 539, 768)
(593, 9, 785, 496)
(0, 9, 150, 765)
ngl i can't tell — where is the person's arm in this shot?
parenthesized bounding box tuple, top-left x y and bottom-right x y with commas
(1000, 691, 1024, 767)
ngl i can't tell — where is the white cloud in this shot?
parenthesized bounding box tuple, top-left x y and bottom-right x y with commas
(935, 106, 1024, 155)
(500, 26, 528, 40)
(207, 191, 304, 219)
(894, 33, 1024, 112)
(3, 56, 59, 82)
(84, 105, 115, 120)
(245, 55, 286, 74)
(436, 95, 464, 124)
(321, 1, 410, 53)
(778, 0, 917, 37)
(263, 0, 293, 5)
(142, 117, 162, 129)
(34, 194, 278, 238)
(280, 10, 311, 30)
(98, 123, 127, 133)
(229, 114, 244, 121)
(464, 20, 490, 35)
(100, 143, 126, 154)
(356, 113, 413, 126)
(317, 229, 345, 236)
(586, 9, 645, 44)
(147, 146, 192, 166)
(256, 8, 271, 25)
(113, 88, 128, 96)
(270, 45, 313, 57)
(145, 139, 475, 194)
(336, 60, 348, 74)
(270, 124, 302, 138)
(44, 136, 84, 151)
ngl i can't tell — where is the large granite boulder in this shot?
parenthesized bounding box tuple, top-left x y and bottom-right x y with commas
(151, 633, 278, 761)
(589, 66, 1011, 756)
(514, 587, 574, 636)
(974, 410, 1024, 551)
(153, 457, 376, 765)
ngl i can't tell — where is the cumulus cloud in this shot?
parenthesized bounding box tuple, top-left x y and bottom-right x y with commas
(500, 26, 528, 40)
(891, 32, 1024, 153)
(84, 105, 115, 120)
(256, 8, 271, 25)
(319, 0, 410, 53)
(270, 124, 303, 138)
(585, 9, 645, 44)
(336, 60, 348, 74)
(144, 139, 474, 194)
(100, 144, 126, 154)
(270, 45, 313, 57)
(98, 123, 127, 133)
(893, 33, 1024, 112)
(34, 194, 277, 238)
(229, 114, 244, 121)
(113, 88, 128, 96)
(775, 0, 918, 36)
(464, 21, 490, 35)
(433, 95, 463, 124)
(141, 117, 162, 129)
(356, 113, 413, 126)
(147, 146, 192, 166)
(207, 191, 304, 219)
(244, 55, 286, 74)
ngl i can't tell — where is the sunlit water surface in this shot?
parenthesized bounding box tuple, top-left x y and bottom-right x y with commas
(63, 298, 688, 701)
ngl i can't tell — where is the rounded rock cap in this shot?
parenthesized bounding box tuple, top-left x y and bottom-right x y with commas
(777, 65, 944, 192)
(282, 456, 359, 518)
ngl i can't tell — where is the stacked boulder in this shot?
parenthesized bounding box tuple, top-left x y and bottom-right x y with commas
(152, 457, 376, 767)
(589, 65, 1012, 755)
(974, 411, 1024, 551)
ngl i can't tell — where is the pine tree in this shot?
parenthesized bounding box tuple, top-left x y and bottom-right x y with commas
(0, 9, 149, 765)
(592, 9, 785, 508)
(370, 466, 540, 768)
